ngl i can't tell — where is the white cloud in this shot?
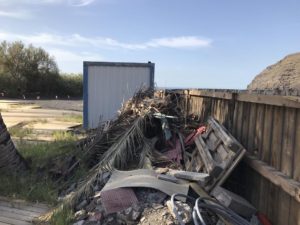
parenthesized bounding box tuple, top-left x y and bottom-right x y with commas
(0, 0, 95, 7)
(47, 48, 103, 72)
(0, 0, 95, 21)
(0, 30, 212, 72)
(0, 31, 211, 50)
(0, 10, 31, 19)
(48, 48, 102, 62)
(147, 36, 211, 48)
(0, 30, 211, 72)
(68, 0, 95, 7)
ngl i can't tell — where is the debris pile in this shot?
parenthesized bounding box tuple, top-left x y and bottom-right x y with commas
(247, 52, 300, 93)
(58, 89, 262, 225)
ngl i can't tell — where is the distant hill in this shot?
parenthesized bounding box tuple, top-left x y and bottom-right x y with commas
(247, 53, 300, 91)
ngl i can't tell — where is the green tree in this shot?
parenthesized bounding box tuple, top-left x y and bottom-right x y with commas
(0, 41, 26, 94)
(0, 41, 59, 97)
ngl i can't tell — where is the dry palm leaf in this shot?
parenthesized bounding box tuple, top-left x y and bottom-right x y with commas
(68, 114, 152, 206)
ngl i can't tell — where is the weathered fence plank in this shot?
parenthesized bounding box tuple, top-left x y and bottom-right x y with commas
(174, 89, 300, 225)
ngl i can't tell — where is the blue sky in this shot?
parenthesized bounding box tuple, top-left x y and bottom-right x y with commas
(0, 0, 300, 88)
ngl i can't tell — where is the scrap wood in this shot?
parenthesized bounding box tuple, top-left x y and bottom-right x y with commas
(188, 117, 247, 192)
(56, 88, 255, 225)
(169, 170, 210, 186)
(184, 148, 205, 172)
(195, 135, 224, 177)
(244, 153, 300, 203)
(209, 147, 246, 192)
(207, 117, 243, 152)
(211, 186, 257, 219)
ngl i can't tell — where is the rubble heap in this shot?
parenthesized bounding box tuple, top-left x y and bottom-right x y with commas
(248, 52, 300, 93)
(52, 89, 264, 225)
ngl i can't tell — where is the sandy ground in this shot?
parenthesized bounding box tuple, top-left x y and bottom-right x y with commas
(22, 99, 83, 111)
(0, 99, 83, 141)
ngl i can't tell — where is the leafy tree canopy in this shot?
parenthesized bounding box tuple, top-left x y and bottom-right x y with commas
(0, 41, 82, 98)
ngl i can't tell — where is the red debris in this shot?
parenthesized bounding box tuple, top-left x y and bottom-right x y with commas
(184, 126, 206, 146)
(257, 212, 272, 225)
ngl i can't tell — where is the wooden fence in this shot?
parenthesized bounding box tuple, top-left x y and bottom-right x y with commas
(169, 89, 300, 225)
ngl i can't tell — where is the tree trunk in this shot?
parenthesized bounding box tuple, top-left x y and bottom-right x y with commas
(0, 113, 28, 171)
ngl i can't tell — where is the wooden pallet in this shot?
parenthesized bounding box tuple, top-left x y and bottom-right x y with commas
(188, 117, 246, 192)
(0, 197, 49, 225)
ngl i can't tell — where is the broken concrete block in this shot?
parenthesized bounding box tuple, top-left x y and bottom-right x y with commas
(169, 170, 210, 186)
(74, 209, 87, 221)
(152, 203, 164, 210)
(155, 167, 169, 174)
(132, 210, 141, 221)
(166, 200, 192, 224)
(211, 187, 257, 219)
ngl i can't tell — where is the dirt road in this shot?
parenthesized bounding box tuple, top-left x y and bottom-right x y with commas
(0, 99, 83, 141)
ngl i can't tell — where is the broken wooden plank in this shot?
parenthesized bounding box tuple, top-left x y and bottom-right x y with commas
(0, 196, 49, 211)
(0, 205, 41, 218)
(0, 216, 31, 225)
(236, 93, 300, 108)
(0, 210, 33, 222)
(188, 90, 233, 100)
(208, 117, 242, 152)
(169, 170, 210, 186)
(209, 148, 246, 191)
(244, 154, 300, 203)
(211, 187, 257, 219)
(184, 148, 204, 172)
(0, 201, 48, 214)
(194, 135, 223, 177)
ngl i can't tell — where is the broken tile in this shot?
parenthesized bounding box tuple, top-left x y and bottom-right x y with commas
(101, 188, 138, 214)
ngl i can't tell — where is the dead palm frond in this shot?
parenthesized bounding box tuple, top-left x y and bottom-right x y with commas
(60, 88, 187, 208)
(67, 114, 153, 206)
